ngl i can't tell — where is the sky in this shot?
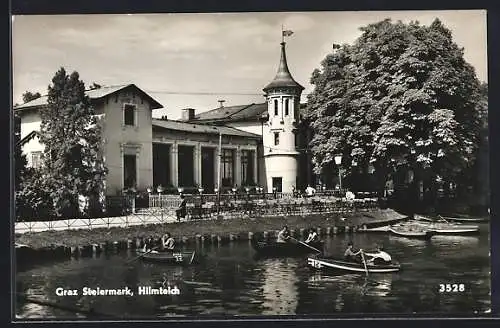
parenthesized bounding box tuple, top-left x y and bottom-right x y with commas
(12, 10, 487, 120)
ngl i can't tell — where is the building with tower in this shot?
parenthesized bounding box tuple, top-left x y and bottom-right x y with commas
(16, 38, 314, 197)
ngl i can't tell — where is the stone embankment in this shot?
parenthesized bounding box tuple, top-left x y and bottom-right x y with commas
(15, 208, 407, 266)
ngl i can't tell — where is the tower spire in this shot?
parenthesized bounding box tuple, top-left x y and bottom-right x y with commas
(263, 38, 304, 93)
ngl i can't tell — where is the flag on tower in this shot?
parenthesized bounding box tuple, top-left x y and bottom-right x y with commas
(282, 30, 294, 37)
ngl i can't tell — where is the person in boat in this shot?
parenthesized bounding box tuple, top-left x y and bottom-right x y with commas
(176, 195, 187, 222)
(162, 232, 176, 251)
(142, 236, 159, 253)
(344, 242, 362, 262)
(277, 226, 291, 243)
(365, 245, 392, 265)
(305, 228, 319, 244)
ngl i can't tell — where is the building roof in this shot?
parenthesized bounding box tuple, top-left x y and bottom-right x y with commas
(152, 119, 262, 139)
(18, 131, 40, 147)
(14, 84, 163, 111)
(191, 103, 268, 123)
(191, 102, 309, 123)
(263, 42, 304, 93)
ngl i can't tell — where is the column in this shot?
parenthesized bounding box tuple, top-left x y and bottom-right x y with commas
(194, 143, 202, 187)
(170, 143, 178, 188)
(214, 146, 220, 189)
(253, 148, 258, 186)
(235, 146, 242, 187)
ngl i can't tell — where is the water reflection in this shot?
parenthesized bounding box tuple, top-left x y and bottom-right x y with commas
(261, 258, 299, 315)
(15, 223, 490, 318)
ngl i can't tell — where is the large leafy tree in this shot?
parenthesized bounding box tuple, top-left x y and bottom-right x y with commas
(38, 67, 107, 217)
(305, 19, 483, 202)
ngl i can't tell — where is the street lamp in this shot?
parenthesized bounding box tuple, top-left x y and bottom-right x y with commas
(214, 186, 220, 215)
(147, 186, 153, 208)
(157, 185, 165, 221)
(334, 154, 343, 193)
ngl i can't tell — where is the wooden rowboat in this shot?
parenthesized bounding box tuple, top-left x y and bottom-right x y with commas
(438, 215, 489, 224)
(251, 239, 324, 257)
(388, 226, 435, 240)
(307, 257, 401, 274)
(136, 249, 197, 265)
(414, 215, 480, 235)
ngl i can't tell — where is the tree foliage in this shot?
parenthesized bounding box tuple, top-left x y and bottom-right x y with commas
(22, 91, 41, 103)
(304, 19, 484, 197)
(35, 67, 107, 217)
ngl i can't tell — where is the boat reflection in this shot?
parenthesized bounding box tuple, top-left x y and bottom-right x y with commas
(430, 235, 480, 247)
(307, 272, 394, 297)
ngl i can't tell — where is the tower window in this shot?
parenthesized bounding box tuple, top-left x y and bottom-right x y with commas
(274, 132, 280, 146)
(285, 99, 289, 116)
(274, 99, 278, 116)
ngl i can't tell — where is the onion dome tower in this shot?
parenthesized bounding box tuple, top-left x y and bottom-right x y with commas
(262, 41, 304, 193)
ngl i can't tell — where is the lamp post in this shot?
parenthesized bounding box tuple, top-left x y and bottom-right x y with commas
(334, 154, 343, 195)
(215, 186, 220, 215)
(147, 187, 153, 207)
(157, 185, 165, 221)
(198, 186, 204, 205)
(129, 187, 137, 214)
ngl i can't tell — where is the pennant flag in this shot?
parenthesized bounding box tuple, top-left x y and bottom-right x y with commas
(282, 30, 294, 37)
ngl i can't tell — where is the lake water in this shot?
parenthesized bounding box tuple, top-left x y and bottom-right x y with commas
(15, 223, 491, 319)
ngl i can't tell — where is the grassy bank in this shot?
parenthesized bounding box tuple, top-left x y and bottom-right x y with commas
(15, 209, 407, 250)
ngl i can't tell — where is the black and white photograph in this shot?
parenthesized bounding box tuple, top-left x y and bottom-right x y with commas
(12, 10, 490, 320)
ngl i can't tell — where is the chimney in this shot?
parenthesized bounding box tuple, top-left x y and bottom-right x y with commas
(218, 100, 225, 108)
(182, 108, 196, 121)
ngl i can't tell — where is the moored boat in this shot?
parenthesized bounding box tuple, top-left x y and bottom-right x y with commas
(136, 249, 197, 265)
(413, 215, 480, 235)
(438, 215, 489, 224)
(251, 239, 324, 257)
(388, 226, 435, 240)
(307, 257, 401, 274)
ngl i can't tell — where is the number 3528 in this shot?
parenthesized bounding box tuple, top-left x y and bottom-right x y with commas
(438, 283, 465, 293)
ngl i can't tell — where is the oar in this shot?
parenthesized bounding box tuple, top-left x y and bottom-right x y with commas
(437, 215, 450, 223)
(189, 251, 196, 264)
(126, 246, 159, 264)
(290, 237, 322, 254)
(360, 249, 370, 277)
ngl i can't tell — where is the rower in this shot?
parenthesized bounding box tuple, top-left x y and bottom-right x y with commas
(305, 228, 319, 244)
(142, 236, 159, 253)
(162, 232, 176, 251)
(277, 226, 291, 243)
(365, 245, 392, 265)
(344, 242, 362, 262)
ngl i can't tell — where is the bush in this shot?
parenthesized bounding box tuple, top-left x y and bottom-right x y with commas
(16, 171, 55, 221)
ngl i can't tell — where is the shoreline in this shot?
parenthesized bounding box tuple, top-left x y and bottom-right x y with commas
(15, 208, 407, 266)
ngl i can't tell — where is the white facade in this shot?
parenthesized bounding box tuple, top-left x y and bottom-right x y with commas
(261, 41, 304, 193)
(262, 92, 300, 193)
(17, 85, 158, 196)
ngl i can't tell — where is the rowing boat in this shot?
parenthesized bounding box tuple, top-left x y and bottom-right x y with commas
(307, 257, 401, 273)
(438, 215, 489, 224)
(388, 226, 435, 240)
(251, 239, 324, 257)
(413, 215, 480, 235)
(136, 249, 197, 265)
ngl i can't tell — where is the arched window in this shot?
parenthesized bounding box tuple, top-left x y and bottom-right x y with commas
(284, 99, 289, 116)
(274, 99, 278, 116)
